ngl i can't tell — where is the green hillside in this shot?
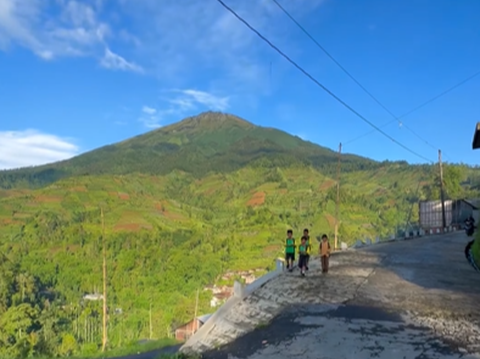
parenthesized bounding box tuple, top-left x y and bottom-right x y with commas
(0, 112, 378, 190)
(0, 112, 476, 358)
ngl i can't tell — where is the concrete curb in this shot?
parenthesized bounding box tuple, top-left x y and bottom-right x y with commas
(180, 291, 242, 352)
(181, 261, 283, 353)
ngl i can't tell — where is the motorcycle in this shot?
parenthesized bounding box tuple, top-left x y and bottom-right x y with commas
(465, 221, 476, 236)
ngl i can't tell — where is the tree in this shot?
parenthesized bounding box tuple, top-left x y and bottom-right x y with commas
(423, 165, 464, 200)
(60, 333, 77, 356)
(443, 165, 464, 199)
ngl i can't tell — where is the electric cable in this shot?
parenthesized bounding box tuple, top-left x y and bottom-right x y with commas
(215, 0, 435, 163)
(344, 70, 480, 145)
(271, 0, 473, 159)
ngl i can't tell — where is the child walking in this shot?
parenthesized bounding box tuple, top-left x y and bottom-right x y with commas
(303, 228, 311, 270)
(285, 229, 296, 272)
(319, 234, 331, 273)
(298, 236, 309, 276)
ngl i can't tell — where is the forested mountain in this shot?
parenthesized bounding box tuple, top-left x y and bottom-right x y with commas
(0, 112, 477, 358)
(0, 112, 379, 189)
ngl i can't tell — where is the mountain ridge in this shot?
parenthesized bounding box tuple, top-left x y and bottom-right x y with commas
(0, 111, 381, 189)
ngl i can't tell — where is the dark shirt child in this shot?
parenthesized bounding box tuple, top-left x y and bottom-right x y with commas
(298, 236, 309, 276)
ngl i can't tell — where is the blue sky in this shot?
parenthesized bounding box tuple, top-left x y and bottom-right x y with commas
(0, 0, 479, 170)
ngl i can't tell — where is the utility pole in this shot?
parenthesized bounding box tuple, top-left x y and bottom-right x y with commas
(193, 289, 200, 333)
(149, 301, 153, 340)
(334, 143, 342, 250)
(438, 150, 447, 230)
(101, 207, 108, 352)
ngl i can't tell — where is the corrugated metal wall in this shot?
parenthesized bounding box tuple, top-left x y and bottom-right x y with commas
(419, 200, 453, 229)
(419, 200, 477, 229)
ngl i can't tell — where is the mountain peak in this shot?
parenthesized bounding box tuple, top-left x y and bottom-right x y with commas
(164, 111, 255, 133)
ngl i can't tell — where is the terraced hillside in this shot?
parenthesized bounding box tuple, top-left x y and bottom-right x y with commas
(0, 112, 477, 358)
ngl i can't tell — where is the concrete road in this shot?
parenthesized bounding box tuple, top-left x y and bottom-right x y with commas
(192, 232, 480, 359)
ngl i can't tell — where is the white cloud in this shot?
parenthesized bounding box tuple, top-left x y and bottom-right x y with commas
(0, 0, 326, 84)
(142, 106, 157, 115)
(170, 90, 229, 112)
(99, 47, 143, 72)
(139, 105, 161, 128)
(0, 130, 79, 170)
(0, 0, 138, 72)
(139, 116, 160, 129)
(118, 29, 141, 46)
(137, 89, 230, 129)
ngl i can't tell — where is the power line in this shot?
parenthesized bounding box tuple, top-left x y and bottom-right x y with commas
(271, 0, 396, 119)
(344, 69, 480, 145)
(400, 122, 446, 156)
(215, 0, 434, 163)
(271, 0, 462, 157)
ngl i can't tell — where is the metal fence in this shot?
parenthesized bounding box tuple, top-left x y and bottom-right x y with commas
(418, 199, 475, 230)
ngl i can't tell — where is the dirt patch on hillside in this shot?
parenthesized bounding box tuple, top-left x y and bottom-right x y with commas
(0, 189, 30, 199)
(375, 188, 388, 196)
(13, 212, 31, 218)
(36, 195, 63, 203)
(118, 193, 130, 200)
(161, 211, 185, 220)
(114, 223, 153, 231)
(114, 223, 141, 231)
(204, 187, 216, 196)
(71, 186, 87, 192)
(247, 192, 266, 207)
(263, 244, 281, 254)
(49, 246, 63, 255)
(155, 201, 167, 212)
(65, 244, 81, 253)
(319, 180, 335, 191)
(1, 218, 23, 226)
(325, 213, 336, 228)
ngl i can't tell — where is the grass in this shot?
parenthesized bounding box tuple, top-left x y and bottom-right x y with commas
(31, 339, 179, 359)
(98, 338, 179, 358)
(472, 232, 480, 268)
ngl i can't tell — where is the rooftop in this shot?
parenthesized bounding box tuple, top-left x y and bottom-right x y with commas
(472, 122, 480, 149)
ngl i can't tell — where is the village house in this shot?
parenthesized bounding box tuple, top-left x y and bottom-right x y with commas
(204, 269, 264, 307)
(210, 291, 231, 308)
(220, 269, 262, 284)
(174, 314, 212, 342)
(83, 293, 103, 301)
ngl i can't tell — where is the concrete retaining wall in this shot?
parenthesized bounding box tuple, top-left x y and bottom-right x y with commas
(181, 258, 284, 352)
(181, 286, 243, 350)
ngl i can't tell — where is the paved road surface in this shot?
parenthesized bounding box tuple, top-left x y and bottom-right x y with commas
(182, 232, 480, 358)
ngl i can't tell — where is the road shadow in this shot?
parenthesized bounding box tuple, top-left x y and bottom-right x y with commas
(201, 304, 470, 359)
